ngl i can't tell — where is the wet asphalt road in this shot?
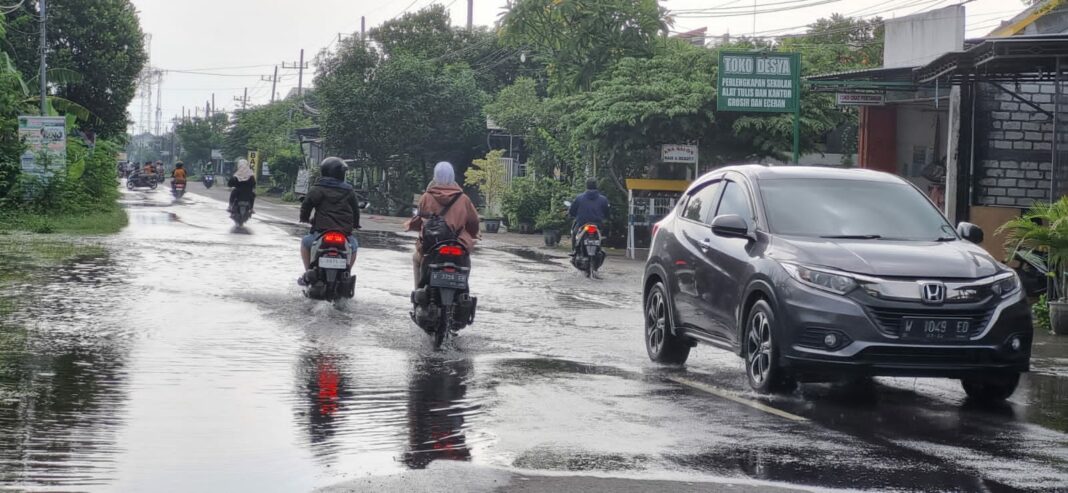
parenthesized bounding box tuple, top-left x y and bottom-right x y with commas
(1, 184, 1067, 492)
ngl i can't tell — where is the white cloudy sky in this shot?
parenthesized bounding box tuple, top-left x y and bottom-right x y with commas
(127, 0, 1025, 133)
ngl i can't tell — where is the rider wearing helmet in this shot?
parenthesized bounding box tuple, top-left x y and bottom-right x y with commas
(298, 157, 362, 280)
(171, 161, 187, 184)
(227, 159, 256, 212)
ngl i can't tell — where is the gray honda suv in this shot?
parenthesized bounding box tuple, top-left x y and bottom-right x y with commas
(643, 165, 1032, 401)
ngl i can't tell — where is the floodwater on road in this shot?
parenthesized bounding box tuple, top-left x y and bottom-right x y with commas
(0, 184, 1067, 492)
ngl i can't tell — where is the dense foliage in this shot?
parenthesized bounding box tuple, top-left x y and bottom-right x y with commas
(6, 0, 148, 138)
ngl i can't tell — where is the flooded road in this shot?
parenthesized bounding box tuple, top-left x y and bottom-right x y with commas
(1, 184, 1067, 492)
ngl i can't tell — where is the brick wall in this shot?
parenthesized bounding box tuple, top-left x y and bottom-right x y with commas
(974, 82, 1055, 208)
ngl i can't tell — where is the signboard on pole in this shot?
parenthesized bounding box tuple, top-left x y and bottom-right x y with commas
(716, 51, 802, 163)
(836, 93, 885, 106)
(261, 161, 271, 176)
(295, 169, 311, 195)
(18, 116, 67, 177)
(716, 52, 800, 113)
(661, 144, 698, 164)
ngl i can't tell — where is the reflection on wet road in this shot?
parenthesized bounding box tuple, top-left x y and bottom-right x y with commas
(0, 186, 1066, 492)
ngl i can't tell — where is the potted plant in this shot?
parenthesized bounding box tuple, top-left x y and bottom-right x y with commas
(536, 207, 569, 247)
(999, 197, 1068, 335)
(465, 150, 508, 234)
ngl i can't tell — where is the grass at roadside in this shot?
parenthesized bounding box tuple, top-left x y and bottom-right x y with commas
(0, 207, 128, 235)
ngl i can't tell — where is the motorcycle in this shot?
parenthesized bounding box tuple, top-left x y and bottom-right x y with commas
(571, 223, 606, 278)
(410, 240, 478, 349)
(126, 173, 158, 190)
(172, 181, 186, 199)
(302, 230, 357, 302)
(203, 174, 215, 189)
(231, 200, 252, 226)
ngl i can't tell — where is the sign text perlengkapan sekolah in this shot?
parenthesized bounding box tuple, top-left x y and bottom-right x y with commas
(716, 52, 800, 113)
(715, 51, 802, 163)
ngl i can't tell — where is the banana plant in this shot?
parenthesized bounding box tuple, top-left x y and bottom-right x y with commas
(0, 52, 97, 124)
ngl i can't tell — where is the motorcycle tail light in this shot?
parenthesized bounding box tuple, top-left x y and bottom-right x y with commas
(437, 245, 464, 257)
(322, 231, 347, 247)
(584, 224, 599, 235)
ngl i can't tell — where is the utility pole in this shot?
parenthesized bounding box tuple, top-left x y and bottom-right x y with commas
(262, 66, 279, 103)
(467, 0, 473, 29)
(361, 16, 366, 41)
(211, 93, 216, 117)
(154, 72, 163, 135)
(282, 50, 309, 99)
(39, 0, 47, 115)
(234, 88, 249, 110)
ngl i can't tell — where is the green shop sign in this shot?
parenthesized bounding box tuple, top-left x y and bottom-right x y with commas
(716, 52, 800, 113)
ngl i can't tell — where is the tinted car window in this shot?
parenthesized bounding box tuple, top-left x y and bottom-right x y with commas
(761, 178, 955, 240)
(681, 181, 721, 222)
(715, 181, 752, 222)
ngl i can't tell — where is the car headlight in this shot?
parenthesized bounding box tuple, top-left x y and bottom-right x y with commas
(991, 272, 1021, 297)
(781, 262, 858, 295)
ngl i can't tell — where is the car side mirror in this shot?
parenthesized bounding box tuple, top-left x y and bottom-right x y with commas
(358, 200, 370, 210)
(957, 222, 984, 244)
(710, 214, 752, 240)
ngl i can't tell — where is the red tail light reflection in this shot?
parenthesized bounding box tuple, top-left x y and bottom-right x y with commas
(584, 225, 599, 235)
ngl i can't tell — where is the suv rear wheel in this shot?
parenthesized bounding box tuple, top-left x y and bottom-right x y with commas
(745, 300, 795, 394)
(644, 282, 690, 364)
(961, 373, 1020, 402)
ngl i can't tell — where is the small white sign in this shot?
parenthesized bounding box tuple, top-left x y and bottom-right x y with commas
(836, 93, 885, 106)
(295, 169, 310, 195)
(262, 161, 271, 176)
(661, 144, 698, 164)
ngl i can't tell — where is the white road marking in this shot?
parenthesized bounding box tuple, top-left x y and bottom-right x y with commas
(668, 376, 809, 422)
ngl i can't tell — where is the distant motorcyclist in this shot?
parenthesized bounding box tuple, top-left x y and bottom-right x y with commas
(568, 178, 610, 251)
(171, 161, 187, 186)
(404, 161, 480, 287)
(298, 157, 362, 281)
(227, 159, 256, 213)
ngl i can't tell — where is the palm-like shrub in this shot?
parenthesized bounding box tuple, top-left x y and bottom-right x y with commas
(998, 197, 1068, 300)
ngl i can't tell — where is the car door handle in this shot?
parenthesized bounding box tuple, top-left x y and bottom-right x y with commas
(700, 238, 713, 251)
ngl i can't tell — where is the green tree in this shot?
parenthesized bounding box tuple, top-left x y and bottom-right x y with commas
(499, 0, 668, 94)
(175, 113, 227, 165)
(6, 0, 148, 138)
(316, 36, 487, 211)
(465, 149, 508, 216)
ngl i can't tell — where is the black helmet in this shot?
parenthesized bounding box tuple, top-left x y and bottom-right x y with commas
(320, 157, 347, 181)
(175, 161, 184, 168)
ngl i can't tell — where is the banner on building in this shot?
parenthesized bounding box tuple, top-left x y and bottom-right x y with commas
(716, 52, 800, 113)
(295, 169, 310, 195)
(836, 93, 885, 106)
(18, 116, 67, 177)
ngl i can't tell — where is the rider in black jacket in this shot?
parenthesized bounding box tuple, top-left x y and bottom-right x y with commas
(299, 157, 361, 275)
(568, 178, 610, 250)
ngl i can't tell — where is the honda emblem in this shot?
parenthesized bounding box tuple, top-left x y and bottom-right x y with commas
(920, 282, 946, 304)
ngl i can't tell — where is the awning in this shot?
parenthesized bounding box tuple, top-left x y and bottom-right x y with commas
(806, 66, 920, 92)
(915, 34, 1068, 84)
(625, 179, 690, 192)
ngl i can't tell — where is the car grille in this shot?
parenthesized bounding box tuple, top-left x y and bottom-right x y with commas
(857, 346, 998, 366)
(866, 306, 995, 338)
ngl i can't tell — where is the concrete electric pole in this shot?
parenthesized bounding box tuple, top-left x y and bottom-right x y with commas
(282, 50, 309, 99)
(39, 0, 47, 115)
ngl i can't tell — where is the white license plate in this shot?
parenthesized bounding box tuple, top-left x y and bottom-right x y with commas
(585, 239, 601, 246)
(318, 256, 347, 269)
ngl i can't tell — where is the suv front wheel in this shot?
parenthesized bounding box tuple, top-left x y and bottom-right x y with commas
(745, 299, 795, 393)
(961, 373, 1020, 402)
(644, 281, 691, 364)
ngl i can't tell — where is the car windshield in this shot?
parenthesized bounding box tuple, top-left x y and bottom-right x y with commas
(760, 178, 955, 241)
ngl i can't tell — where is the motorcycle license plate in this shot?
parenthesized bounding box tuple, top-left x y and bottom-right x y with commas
(900, 318, 971, 341)
(430, 270, 468, 289)
(318, 256, 347, 269)
(585, 239, 601, 246)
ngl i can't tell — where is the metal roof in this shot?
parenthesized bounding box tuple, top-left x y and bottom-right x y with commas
(805, 66, 920, 92)
(914, 34, 1068, 84)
